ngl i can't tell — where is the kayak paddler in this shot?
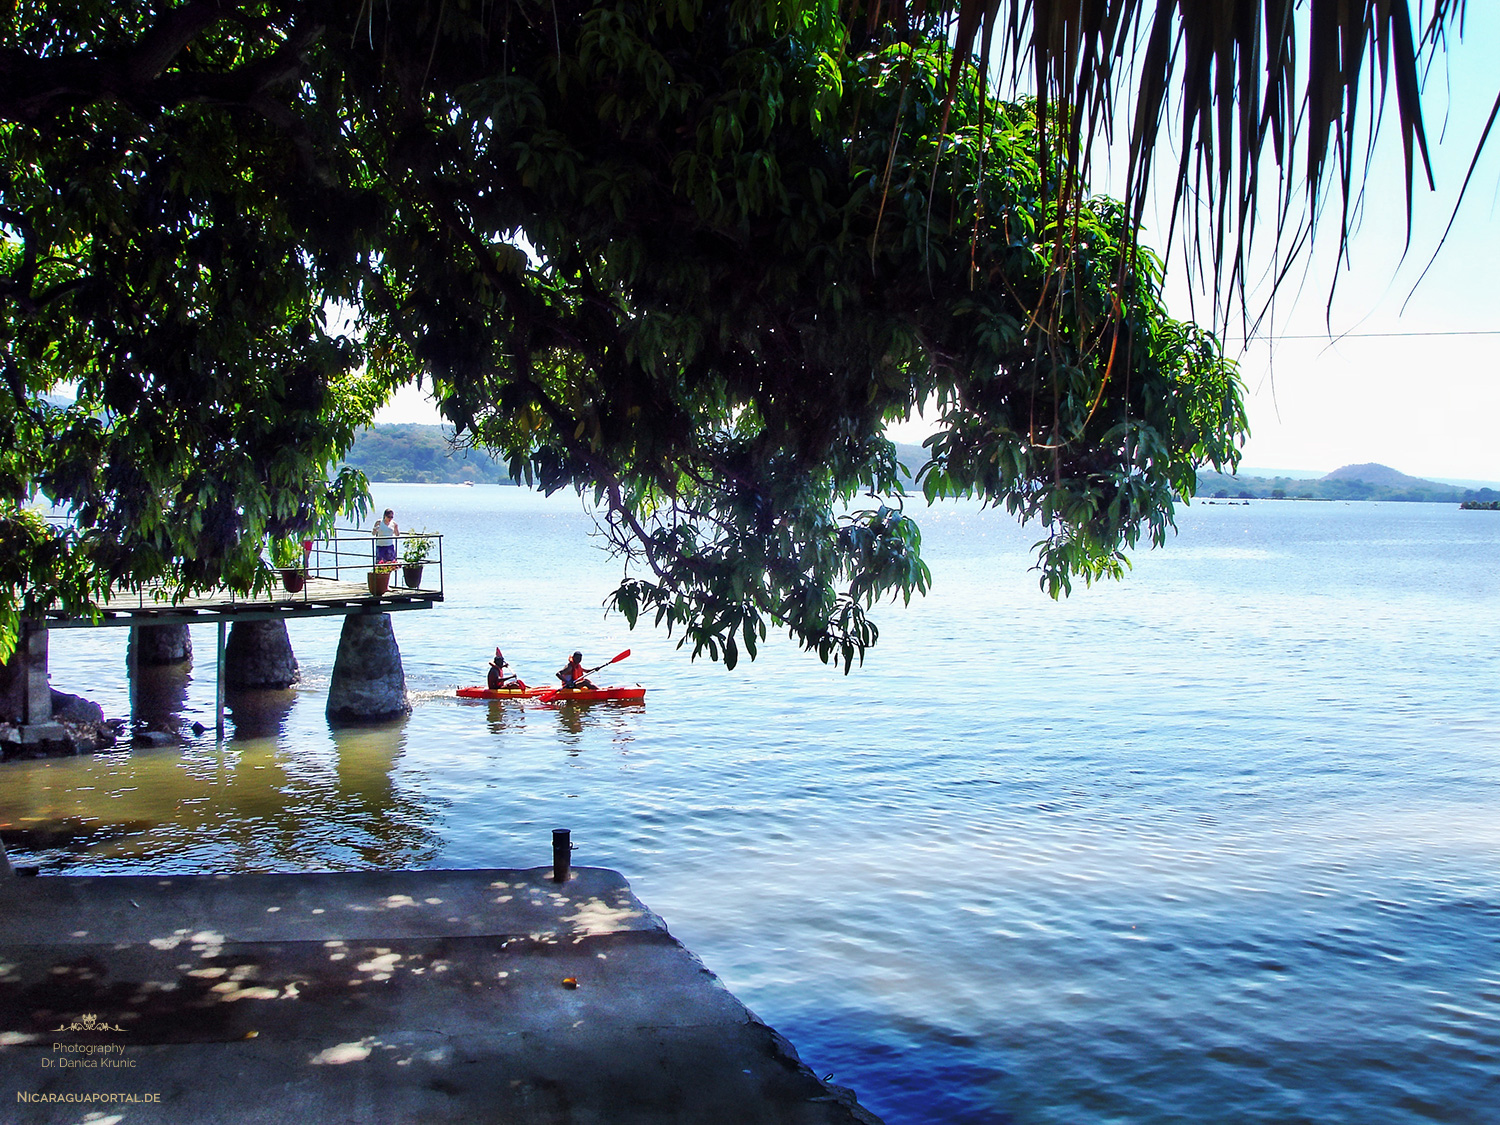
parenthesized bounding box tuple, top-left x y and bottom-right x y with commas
(555, 651, 598, 691)
(487, 647, 524, 691)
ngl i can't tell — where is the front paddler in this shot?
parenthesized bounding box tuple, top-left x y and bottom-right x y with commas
(487, 647, 525, 691)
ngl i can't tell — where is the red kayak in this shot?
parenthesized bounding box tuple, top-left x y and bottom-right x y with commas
(456, 684, 646, 704)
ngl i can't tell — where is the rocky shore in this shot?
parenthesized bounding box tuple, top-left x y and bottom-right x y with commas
(0, 690, 124, 761)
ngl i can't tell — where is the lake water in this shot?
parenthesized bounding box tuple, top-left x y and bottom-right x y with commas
(5, 487, 1500, 1124)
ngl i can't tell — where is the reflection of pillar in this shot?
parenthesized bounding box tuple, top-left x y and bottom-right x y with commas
(130, 659, 192, 725)
(224, 687, 297, 739)
(225, 621, 300, 690)
(326, 613, 410, 726)
(327, 722, 423, 867)
(128, 623, 192, 666)
(330, 723, 404, 803)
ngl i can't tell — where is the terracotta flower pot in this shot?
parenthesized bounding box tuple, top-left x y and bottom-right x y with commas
(367, 570, 391, 596)
(280, 569, 305, 593)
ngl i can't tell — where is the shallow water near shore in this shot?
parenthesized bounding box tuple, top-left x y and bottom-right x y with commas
(5, 487, 1500, 1123)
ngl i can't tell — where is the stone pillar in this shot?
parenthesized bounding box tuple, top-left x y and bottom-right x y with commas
(129, 623, 193, 666)
(4, 621, 64, 753)
(326, 613, 410, 726)
(3, 624, 110, 755)
(224, 620, 301, 690)
(18, 621, 52, 725)
(4, 621, 65, 747)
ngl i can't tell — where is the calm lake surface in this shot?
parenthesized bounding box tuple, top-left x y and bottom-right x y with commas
(5, 487, 1500, 1124)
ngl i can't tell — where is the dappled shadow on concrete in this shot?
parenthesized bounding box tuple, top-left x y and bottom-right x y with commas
(0, 868, 880, 1122)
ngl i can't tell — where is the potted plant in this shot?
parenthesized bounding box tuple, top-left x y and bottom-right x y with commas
(367, 562, 395, 597)
(400, 530, 434, 589)
(270, 537, 305, 593)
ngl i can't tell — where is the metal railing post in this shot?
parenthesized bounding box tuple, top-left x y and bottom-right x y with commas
(215, 620, 226, 739)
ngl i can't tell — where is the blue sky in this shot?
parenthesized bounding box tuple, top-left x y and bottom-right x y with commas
(379, 12, 1500, 483)
(1212, 6, 1500, 482)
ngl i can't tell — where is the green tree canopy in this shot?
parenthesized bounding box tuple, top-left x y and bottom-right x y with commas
(1, 0, 1244, 667)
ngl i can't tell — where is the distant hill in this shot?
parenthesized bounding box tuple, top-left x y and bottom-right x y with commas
(892, 442, 929, 476)
(1195, 462, 1500, 504)
(1322, 463, 1436, 488)
(339, 429, 1498, 507)
(342, 427, 942, 487)
(340, 424, 519, 485)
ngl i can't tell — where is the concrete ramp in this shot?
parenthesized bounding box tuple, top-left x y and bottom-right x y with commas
(0, 868, 879, 1123)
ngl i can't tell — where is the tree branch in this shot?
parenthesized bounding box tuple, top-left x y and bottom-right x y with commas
(0, 3, 313, 123)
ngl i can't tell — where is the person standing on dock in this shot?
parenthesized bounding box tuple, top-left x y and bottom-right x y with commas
(373, 509, 399, 565)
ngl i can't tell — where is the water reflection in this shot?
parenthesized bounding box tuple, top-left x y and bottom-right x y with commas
(326, 721, 437, 868)
(0, 719, 442, 872)
(545, 701, 644, 749)
(550, 702, 586, 740)
(330, 721, 404, 802)
(482, 699, 523, 734)
(130, 660, 193, 731)
(225, 687, 296, 738)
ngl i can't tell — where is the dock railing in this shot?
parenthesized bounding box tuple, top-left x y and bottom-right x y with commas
(265, 528, 445, 604)
(48, 529, 445, 617)
(32, 505, 445, 617)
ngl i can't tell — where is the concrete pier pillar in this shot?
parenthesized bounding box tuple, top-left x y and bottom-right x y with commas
(18, 621, 52, 726)
(3, 623, 115, 757)
(129, 623, 193, 666)
(2, 621, 65, 747)
(326, 613, 410, 726)
(224, 621, 301, 690)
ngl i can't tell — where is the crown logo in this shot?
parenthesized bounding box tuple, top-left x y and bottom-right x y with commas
(51, 1013, 127, 1033)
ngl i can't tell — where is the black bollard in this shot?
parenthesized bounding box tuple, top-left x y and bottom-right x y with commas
(552, 828, 571, 883)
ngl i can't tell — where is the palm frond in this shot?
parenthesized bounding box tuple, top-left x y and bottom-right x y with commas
(851, 0, 1472, 319)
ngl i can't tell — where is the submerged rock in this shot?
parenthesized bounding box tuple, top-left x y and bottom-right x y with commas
(0, 695, 120, 761)
(51, 689, 104, 725)
(0, 717, 118, 760)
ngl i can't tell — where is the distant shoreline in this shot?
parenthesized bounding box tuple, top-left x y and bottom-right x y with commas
(1192, 463, 1499, 504)
(343, 425, 1500, 505)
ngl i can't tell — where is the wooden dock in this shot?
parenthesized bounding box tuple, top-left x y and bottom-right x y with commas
(45, 576, 442, 630)
(42, 532, 445, 630)
(20, 533, 448, 737)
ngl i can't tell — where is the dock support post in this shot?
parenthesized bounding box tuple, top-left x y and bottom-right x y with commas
(0, 835, 11, 878)
(12, 620, 64, 746)
(18, 620, 52, 727)
(216, 622, 226, 738)
(326, 612, 410, 726)
(128, 624, 192, 667)
(128, 620, 138, 721)
(224, 621, 300, 690)
(552, 829, 571, 883)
